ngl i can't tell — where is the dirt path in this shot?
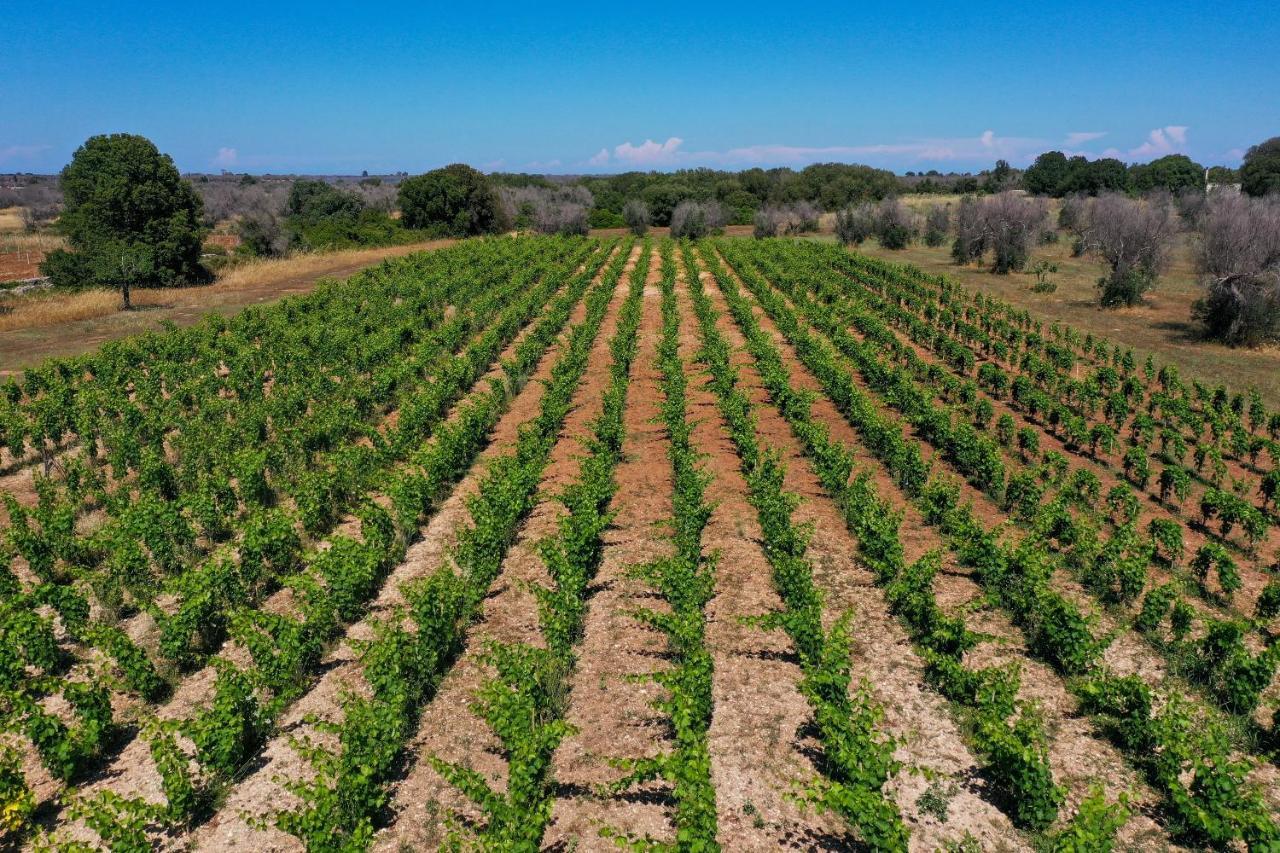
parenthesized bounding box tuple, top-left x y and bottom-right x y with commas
(0, 240, 453, 375)
(542, 249, 678, 848)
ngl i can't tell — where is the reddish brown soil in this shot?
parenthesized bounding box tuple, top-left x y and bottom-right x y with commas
(868, 286, 1278, 617)
(45, 248, 618, 850)
(0, 250, 43, 282)
(672, 262, 845, 849)
(823, 274, 1280, 717)
(187, 250, 628, 853)
(543, 250, 679, 848)
(367, 246, 641, 851)
(204, 234, 240, 251)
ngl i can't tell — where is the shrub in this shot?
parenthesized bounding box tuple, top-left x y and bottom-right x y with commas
(669, 200, 725, 239)
(398, 164, 507, 236)
(1030, 260, 1058, 292)
(622, 199, 650, 235)
(286, 180, 364, 223)
(235, 213, 286, 257)
(40, 133, 207, 305)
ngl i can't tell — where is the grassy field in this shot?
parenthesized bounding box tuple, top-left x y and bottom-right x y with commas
(851, 231, 1280, 409)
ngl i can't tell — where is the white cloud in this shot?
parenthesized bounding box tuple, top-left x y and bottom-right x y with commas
(0, 144, 49, 164)
(582, 131, 1047, 171)
(1064, 131, 1107, 146)
(612, 137, 686, 166)
(524, 158, 562, 170)
(1128, 126, 1189, 159)
(212, 147, 238, 168)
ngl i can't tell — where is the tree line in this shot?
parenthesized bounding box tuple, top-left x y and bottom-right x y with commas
(25, 132, 1280, 346)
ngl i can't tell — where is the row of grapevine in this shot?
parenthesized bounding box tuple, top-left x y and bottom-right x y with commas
(16, 239, 622, 848)
(602, 241, 722, 848)
(698, 243, 1070, 836)
(751, 242, 1280, 731)
(718, 239, 1280, 849)
(263, 240, 636, 850)
(427, 241, 650, 846)
(681, 243, 911, 848)
(3, 238, 603, 840)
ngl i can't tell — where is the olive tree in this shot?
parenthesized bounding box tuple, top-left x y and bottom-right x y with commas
(39, 134, 207, 307)
(923, 204, 950, 246)
(874, 198, 916, 249)
(981, 192, 1047, 273)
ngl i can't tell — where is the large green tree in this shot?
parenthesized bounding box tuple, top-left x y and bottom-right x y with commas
(397, 164, 507, 236)
(1130, 154, 1205, 194)
(1022, 151, 1072, 196)
(40, 134, 206, 307)
(1241, 137, 1280, 197)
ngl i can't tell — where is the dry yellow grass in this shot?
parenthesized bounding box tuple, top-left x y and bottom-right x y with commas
(0, 208, 24, 232)
(211, 245, 433, 290)
(0, 232, 66, 253)
(0, 288, 121, 332)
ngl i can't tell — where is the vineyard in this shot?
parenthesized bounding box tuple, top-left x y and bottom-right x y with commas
(3, 233, 1280, 851)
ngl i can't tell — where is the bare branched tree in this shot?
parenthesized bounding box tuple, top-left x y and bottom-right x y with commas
(835, 203, 877, 246)
(669, 200, 726, 239)
(951, 195, 986, 263)
(623, 199, 650, 235)
(874, 197, 917, 249)
(754, 201, 820, 238)
(948, 193, 1048, 272)
(1087, 192, 1178, 306)
(1192, 194, 1280, 345)
(753, 206, 783, 238)
(499, 185, 594, 235)
(981, 192, 1048, 273)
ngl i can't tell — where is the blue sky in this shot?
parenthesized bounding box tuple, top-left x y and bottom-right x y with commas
(3, 1, 1277, 175)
